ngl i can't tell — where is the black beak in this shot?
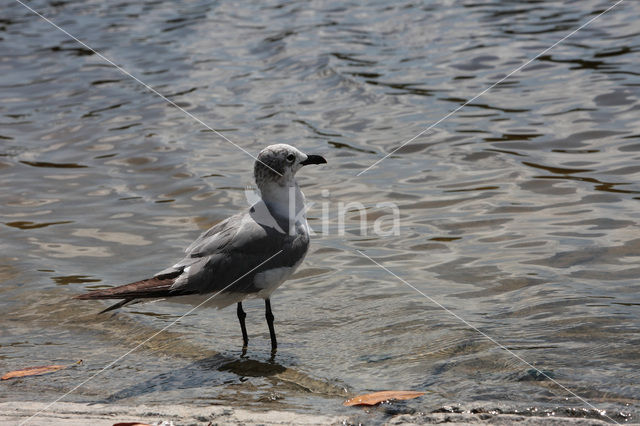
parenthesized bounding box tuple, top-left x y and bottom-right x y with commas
(300, 154, 327, 166)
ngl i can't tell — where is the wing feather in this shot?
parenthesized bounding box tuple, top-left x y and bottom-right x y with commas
(74, 205, 309, 311)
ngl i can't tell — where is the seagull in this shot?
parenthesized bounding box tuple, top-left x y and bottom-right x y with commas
(74, 144, 327, 352)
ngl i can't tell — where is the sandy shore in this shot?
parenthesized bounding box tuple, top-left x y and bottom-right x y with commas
(0, 401, 343, 425)
(1, 401, 624, 425)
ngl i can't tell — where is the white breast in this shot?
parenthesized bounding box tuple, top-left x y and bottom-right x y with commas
(252, 257, 305, 299)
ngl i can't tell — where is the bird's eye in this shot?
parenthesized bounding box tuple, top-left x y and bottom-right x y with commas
(286, 154, 296, 163)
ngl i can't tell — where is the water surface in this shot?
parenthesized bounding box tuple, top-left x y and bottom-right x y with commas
(2, 0, 639, 423)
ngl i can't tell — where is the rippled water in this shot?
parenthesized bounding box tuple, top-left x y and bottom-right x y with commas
(2, 0, 639, 423)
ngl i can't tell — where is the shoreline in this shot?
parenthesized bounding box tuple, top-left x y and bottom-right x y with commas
(1, 401, 622, 425)
(0, 401, 343, 426)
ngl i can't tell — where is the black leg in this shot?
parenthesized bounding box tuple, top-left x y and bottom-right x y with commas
(265, 298, 277, 352)
(237, 302, 248, 348)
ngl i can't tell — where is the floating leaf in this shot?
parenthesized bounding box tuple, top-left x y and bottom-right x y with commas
(343, 390, 425, 406)
(1, 360, 82, 380)
(112, 423, 152, 426)
(2, 365, 66, 380)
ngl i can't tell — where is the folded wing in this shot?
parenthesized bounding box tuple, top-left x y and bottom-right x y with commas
(73, 207, 308, 310)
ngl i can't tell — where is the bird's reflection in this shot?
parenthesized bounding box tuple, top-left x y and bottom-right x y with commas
(98, 352, 286, 404)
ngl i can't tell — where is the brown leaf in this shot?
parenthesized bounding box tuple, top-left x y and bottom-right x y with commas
(1, 360, 82, 380)
(343, 390, 426, 406)
(2, 365, 66, 380)
(112, 423, 152, 426)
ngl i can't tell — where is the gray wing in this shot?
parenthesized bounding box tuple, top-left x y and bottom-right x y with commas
(158, 205, 309, 299)
(153, 213, 241, 279)
(74, 205, 309, 311)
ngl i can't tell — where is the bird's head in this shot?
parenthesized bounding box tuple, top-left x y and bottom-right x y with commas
(254, 144, 326, 189)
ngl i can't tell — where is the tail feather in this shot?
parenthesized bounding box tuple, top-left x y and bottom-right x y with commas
(73, 276, 176, 300)
(74, 273, 196, 313)
(99, 298, 135, 314)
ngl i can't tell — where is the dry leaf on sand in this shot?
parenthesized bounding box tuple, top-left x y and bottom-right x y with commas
(1, 360, 82, 380)
(112, 423, 152, 426)
(344, 390, 425, 406)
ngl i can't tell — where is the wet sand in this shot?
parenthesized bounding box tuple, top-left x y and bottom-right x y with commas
(1, 401, 618, 425)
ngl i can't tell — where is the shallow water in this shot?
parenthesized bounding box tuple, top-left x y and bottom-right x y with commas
(2, 0, 639, 423)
